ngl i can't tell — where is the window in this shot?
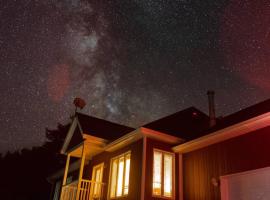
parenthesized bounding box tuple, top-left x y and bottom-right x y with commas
(153, 149, 174, 198)
(109, 151, 131, 198)
(91, 163, 104, 198)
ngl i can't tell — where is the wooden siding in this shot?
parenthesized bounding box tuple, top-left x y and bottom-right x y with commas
(144, 138, 179, 200)
(83, 139, 143, 200)
(183, 125, 270, 200)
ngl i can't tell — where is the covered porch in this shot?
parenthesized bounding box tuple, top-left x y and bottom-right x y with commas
(60, 135, 107, 200)
(61, 179, 105, 200)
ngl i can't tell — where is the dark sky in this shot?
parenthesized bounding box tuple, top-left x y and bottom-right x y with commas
(0, 0, 269, 152)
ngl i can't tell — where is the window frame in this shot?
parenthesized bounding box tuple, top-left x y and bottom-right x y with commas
(91, 162, 104, 198)
(152, 148, 175, 199)
(108, 151, 131, 199)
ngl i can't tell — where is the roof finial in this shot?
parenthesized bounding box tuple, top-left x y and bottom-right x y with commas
(73, 97, 86, 114)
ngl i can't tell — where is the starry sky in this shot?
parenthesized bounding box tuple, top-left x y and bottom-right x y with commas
(0, 0, 269, 152)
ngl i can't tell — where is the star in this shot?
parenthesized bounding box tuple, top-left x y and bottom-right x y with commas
(0, 0, 269, 152)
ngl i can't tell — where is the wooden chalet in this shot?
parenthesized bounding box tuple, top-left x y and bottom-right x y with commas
(49, 96, 270, 200)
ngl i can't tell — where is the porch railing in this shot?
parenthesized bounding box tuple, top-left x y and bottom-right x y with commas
(60, 179, 105, 200)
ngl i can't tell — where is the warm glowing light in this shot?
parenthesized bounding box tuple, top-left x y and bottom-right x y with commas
(117, 157, 124, 197)
(93, 168, 101, 196)
(124, 154, 130, 195)
(91, 163, 104, 198)
(110, 152, 131, 198)
(153, 150, 174, 198)
(153, 151, 162, 195)
(164, 154, 172, 197)
(110, 160, 118, 198)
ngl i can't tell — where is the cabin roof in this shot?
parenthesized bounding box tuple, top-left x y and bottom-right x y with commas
(173, 98, 270, 153)
(66, 98, 270, 152)
(204, 98, 270, 134)
(76, 112, 135, 141)
(143, 107, 210, 141)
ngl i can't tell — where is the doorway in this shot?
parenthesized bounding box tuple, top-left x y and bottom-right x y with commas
(90, 163, 104, 199)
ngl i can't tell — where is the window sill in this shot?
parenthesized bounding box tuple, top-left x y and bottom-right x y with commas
(152, 194, 174, 199)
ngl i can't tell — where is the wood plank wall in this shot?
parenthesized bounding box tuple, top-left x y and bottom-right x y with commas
(183, 126, 270, 200)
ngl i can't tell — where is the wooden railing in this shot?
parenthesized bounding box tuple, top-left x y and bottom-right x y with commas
(60, 179, 105, 200)
(60, 181, 78, 200)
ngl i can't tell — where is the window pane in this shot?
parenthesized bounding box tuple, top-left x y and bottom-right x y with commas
(110, 160, 118, 198)
(153, 151, 162, 196)
(116, 157, 124, 197)
(94, 168, 101, 196)
(164, 154, 173, 197)
(124, 154, 131, 195)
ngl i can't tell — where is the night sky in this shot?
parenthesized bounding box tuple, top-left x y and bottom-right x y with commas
(0, 0, 269, 152)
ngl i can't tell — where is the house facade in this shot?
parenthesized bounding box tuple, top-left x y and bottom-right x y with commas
(49, 98, 270, 200)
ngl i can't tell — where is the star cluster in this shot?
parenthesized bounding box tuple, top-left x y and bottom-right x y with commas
(0, 0, 269, 152)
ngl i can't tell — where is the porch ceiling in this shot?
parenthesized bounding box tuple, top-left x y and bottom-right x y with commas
(68, 137, 107, 159)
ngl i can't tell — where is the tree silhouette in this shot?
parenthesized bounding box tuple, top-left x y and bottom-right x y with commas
(0, 123, 69, 200)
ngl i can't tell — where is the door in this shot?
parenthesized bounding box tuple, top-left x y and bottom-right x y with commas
(90, 163, 104, 199)
(220, 167, 270, 200)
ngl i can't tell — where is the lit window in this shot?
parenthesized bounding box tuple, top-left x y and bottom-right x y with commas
(153, 149, 174, 198)
(109, 151, 131, 198)
(124, 154, 130, 195)
(153, 151, 162, 195)
(91, 163, 104, 198)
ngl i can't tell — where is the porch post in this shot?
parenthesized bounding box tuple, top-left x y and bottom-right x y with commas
(76, 143, 86, 200)
(63, 153, 71, 186)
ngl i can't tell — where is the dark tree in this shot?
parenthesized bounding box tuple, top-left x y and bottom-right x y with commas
(0, 123, 69, 200)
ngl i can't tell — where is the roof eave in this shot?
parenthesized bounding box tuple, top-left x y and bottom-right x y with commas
(60, 116, 80, 154)
(173, 112, 270, 153)
(104, 127, 184, 152)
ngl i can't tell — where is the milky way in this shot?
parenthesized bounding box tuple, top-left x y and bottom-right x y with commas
(0, 0, 269, 152)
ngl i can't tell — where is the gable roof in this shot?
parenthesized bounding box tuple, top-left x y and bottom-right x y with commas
(173, 98, 270, 153)
(61, 113, 135, 154)
(76, 112, 135, 141)
(205, 98, 270, 134)
(66, 125, 83, 151)
(143, 107, 210, 141)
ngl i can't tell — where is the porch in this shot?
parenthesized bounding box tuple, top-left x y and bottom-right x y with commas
(60, 136, 107, 200)
(60, 179, 105, 200)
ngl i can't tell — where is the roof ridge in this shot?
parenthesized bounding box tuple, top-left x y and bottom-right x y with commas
(76, 112, 135, 129)
(142, 106, 208, 127)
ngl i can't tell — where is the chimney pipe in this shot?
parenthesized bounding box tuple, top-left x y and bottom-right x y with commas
(207, 90, 216, 127)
